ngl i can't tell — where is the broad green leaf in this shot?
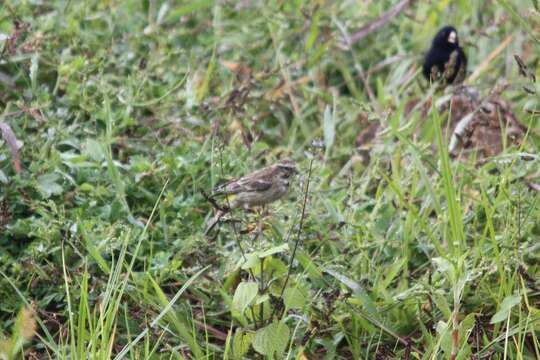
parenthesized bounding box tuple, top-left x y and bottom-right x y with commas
(240, 253, 259, 270)
(435, 320, 452, 354)
(432, 257, 453, 274)
(37, 173, 63, 198)
(258, 244, 289, 258)
(249, 301, 271, 322)
(0, 170, 7, 183)
(297, 251, 323, 283)
(233, 282, 258, 314)
(283, 287, 306, 309)
(223, 270, 240, 292)
(490, 294, 521, 324)
(79, 183, 94, 192)
(253, 321, 290, 358)
(263, 257, 288, 277)
(324, 268, 360, 292)
(433, 293, 452, 318)
(84, 138, 105, 161)
(232, 330, 253, 360)
(326, 269, 381, 321)
(459, 313, 477, 342)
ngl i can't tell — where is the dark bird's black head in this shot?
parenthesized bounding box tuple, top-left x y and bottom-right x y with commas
(432, 26, 459, 48)
(423, 25, 467, 85)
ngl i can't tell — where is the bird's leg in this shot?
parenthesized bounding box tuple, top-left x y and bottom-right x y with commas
(200, 190, 229, 212)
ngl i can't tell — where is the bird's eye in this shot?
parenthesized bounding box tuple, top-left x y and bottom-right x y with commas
(281, 172, 292, 179)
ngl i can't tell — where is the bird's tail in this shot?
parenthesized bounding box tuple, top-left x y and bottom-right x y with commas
(204, 209, 226, 235)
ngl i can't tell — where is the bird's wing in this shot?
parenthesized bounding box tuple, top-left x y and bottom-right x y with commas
(213, 175, 272, 196)
(443, 50, 459, 82)
(453, 48, 467, 83)
(233, 178, 273, 193)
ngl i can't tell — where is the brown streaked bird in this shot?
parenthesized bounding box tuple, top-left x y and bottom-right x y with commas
(204, 159, 298, 235)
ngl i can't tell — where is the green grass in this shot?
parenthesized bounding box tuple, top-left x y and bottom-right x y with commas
(1, 0, 540, 359)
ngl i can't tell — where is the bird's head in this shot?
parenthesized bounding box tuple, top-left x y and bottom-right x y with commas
(275, 159, 298, 181)
(433, 25, 459, 48)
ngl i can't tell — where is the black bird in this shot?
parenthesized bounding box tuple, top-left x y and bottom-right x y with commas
(423, 26, 467, 85)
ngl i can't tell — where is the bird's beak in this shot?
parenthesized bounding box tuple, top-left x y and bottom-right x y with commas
(448, 31, 457, 44)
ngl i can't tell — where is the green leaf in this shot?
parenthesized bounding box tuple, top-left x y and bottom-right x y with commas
(490, 294, 521, 324)
(79, 183, 94, 192)
(232, 282, 258, 314)
(436, 320, 452, 354)
(324, 268, 360, 292)
(253, 321, 290, 358)
(0, 170, 7, 184)
(196, 46, 216, 103)
(232, 330, 253, 360)
(283, 287, 306, 309)
(37, 173, 63, 198)
(84, 138, 105, 161)
(79, 223, 110, 274)
(258, 244, 289, 258)
(263, 257, 288, 277)
(297, 251, 323, 284)
(432, 257, 453, 275)
(433, 293, 452, 318)
(323, 105, 335, 156)
(240, 253, 260, 270)
(330, 268, 381, 321)
(255, 294, 269, 305)
(305, 10, 320, 51)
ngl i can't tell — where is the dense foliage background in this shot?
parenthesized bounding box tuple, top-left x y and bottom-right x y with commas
(0, 0, 539, 358)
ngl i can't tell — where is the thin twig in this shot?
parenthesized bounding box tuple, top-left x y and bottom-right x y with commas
(355, 62, 381, 114)
(348, 0, 413, 45)
(200, 189, 228, 212)
(367, 55, 408, 76)
(275, 158, 313, 317)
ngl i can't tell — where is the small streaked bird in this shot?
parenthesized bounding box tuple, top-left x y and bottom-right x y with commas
(423, 25, 467, 85)
(204, 159, 298, 235)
